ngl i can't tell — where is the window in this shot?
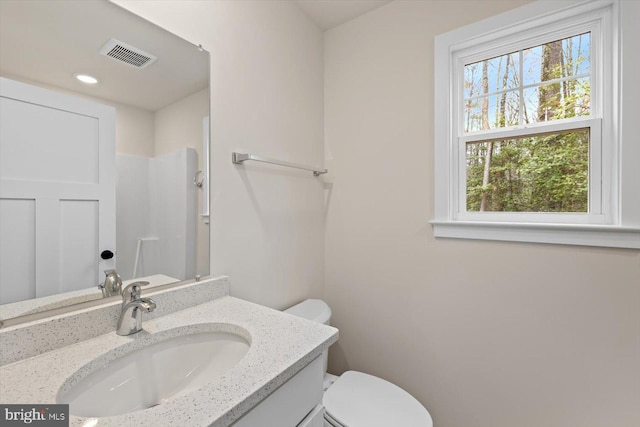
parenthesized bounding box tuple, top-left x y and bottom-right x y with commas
(463, 33, 593, 216)
(432, 0, 640, 248)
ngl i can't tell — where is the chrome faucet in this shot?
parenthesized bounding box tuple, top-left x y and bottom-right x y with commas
(99, 269, 123, 298)
(116, 282, 155, 336)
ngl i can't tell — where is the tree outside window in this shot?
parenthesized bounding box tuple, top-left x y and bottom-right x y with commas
(462, 33, 591, 213)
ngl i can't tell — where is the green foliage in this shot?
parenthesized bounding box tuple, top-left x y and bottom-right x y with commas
(464, 33, 591, 213)
(466, 130, 589, 212)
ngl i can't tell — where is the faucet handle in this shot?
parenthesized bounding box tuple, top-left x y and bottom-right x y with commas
(134, 281, 150, 287)
(140, 297, 157, 312)
(121, 284, 140, 305)
(121, 281, 149, 304)
(99, 269, 123, 297)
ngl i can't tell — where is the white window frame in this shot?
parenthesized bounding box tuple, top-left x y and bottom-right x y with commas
(432, 0, 640, 249)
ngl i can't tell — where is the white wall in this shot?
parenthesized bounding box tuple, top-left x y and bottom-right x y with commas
(154, 88, 208, 157)
(116, 154, 151, 279)
(110, 0, 639, 425)
(117, 149, 197, 281)
(114, 103, 154, 157)
(149, 148, 197, 280)
(154, 88, 210, 277)
(113, 0, 325, 308)
(324, 1, 640, 427)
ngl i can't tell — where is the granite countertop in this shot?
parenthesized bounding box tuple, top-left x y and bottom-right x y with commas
(0, 295, 338, 427)
(0, 274, 180, 320)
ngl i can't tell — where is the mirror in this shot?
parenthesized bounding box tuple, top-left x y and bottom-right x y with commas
(0, 0, 210, 322)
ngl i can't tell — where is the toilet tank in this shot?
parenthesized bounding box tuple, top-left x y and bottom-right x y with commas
(285, 299, 332, 325)
(285, 299, 332, 374)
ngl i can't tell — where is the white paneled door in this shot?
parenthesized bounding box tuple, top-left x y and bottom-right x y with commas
(0, 77, 115, 304)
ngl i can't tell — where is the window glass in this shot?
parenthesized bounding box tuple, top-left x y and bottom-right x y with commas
(463, 33, 591, 132)
(465, 128, 589, 212)
(522, 33, 591, 86)
(523, 77, 590, 123)
(464, 52, 519, 98)
(464, 90, 519, 132)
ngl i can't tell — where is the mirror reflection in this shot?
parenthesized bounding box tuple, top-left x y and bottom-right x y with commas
(0, 0, 210, 320)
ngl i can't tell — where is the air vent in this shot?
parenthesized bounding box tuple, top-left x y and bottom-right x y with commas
(99, 39, 157, 69)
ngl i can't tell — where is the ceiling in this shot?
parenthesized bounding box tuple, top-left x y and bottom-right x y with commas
(0, 0, 390, 111)
(0, 0, 209, 111)
(294, 0, 393, 30)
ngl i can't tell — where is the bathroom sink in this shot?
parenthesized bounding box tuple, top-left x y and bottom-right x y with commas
(57, 331, 250, 418)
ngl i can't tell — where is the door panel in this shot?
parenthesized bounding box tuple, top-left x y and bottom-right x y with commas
(0, 97, 99, 183)
(0, 77, 115, 302)
(59, 200, 99, 294)
(0, 199, 36, 304)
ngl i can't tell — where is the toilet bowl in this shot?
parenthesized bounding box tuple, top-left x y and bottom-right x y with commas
(285, 299, 433, 427)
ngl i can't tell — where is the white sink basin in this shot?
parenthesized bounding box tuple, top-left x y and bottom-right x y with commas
(58, 330, 250, 418)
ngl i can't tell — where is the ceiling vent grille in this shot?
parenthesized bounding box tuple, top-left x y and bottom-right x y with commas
(99, 39, 157, 69)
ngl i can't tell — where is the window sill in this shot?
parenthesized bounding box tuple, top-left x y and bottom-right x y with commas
(430, 220, 640, 249)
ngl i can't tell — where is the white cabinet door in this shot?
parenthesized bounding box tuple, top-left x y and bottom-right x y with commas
(0, 77, 115, 304)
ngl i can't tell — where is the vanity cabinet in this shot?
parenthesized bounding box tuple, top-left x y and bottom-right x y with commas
(231, 356, 324, 427)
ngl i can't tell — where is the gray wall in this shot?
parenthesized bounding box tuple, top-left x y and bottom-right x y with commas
(114, 0, 640, 425)
(114, 0, 326, 309)
(324, 1, 640, 426)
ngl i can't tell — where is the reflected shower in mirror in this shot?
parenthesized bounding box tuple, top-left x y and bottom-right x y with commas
(0, 0, 210, 321)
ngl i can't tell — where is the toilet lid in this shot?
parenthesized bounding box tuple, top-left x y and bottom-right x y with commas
(323, 371, 433, 427)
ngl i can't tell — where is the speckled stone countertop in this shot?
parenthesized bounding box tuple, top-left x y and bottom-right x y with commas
(0, 294, 338, 427)
(0, 274, 178, 320)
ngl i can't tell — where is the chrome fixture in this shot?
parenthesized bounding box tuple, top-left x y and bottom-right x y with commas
(116, 282, 156, 336)
(232, 152, 328, 177)
(99, 269, 123, 298)
(193, 170, 204, 187)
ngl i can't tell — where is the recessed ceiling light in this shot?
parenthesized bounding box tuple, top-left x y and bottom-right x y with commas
(75, 74, 98, 85)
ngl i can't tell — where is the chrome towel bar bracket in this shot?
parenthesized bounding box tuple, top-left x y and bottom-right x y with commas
(232, 152, 328, 176)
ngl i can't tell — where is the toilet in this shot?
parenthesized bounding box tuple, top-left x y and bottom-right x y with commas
(285, 299, 433, 427)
